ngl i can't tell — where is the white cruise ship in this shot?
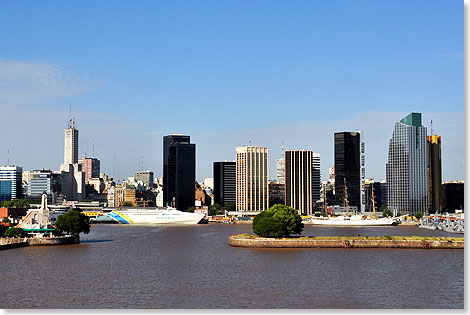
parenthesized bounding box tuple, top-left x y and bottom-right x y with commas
(107, 207, 205, 225)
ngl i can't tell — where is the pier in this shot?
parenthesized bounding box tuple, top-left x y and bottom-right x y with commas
(229, 235, 464, 249)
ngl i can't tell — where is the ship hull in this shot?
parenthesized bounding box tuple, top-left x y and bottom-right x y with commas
(310, 217, 399, 226)
(108, 208, 204, 225)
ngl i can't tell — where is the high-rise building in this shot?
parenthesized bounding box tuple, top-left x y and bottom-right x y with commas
(60, 118, 85, 202)
(285, 150, 315, 215)
(276, 157, 285, 184)
(312, 153, 321, 202)
(78, 155, 101, 183)
(427, 135, 442, 213)
(213, 161, 236, 206)
(236, 146, 269, 212)
(386, 112, 428, 215)
(441, 181, 464, 212)
(0, 166, 22, 202)
(364, 179, 385, 213)
(163, 135, 195, 210)
(64, 122, 79, 165)
(334, 131, 365, 212)
(135, 170, 154, 188)
(268, 181, 285, 207)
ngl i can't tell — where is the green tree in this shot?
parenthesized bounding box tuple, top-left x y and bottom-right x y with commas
(2, 217, 10, 224)
(252, 204, 304, 238)
(209, 204, 221, 216)
(188, 207, 196, 213)
(4, 227, 25, 238)
(225, 202, 236, 212)
(55, 210, 91, 236)
(0, 199, 31, 208)
(253, 216, 285, 238)
(382, 208, 393, 217)
(122, 202, 133, 207)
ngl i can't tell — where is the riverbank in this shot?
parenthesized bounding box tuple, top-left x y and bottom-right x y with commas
(229, 234, 464, 249)
(0, 235, 79, 250)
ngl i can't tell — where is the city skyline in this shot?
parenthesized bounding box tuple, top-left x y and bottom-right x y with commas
(0, 1, 463, 183)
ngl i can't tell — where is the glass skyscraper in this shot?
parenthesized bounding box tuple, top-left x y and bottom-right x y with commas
(0, 166, 23, 202)
(386, 112, 428, 215)
(213, 161, 236, 206)
(334, 131, 365, 212)
(163, 135, 196, 210)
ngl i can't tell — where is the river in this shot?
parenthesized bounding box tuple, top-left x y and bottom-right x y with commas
(2, 224, 464, 309)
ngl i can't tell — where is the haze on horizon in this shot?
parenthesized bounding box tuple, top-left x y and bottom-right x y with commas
(0, 1, 463, 183)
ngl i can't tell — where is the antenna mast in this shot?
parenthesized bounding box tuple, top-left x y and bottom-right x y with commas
(344, 178, 349, 217)
(7, 149, 10, 165)
(92, 138, 95, 157)
(430, 119, 433, 135)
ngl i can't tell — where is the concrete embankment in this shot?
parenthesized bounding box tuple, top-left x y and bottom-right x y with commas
(0, 236, 79, 250)
(229, 236, 464, 249)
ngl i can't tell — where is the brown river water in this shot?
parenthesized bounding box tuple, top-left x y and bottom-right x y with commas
(1, 224, 464, 309)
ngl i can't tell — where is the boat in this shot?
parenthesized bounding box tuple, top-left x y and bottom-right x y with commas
(107, 207, 205, 224)
(310, 215, 400, 226)
(311, 178, 400, 226)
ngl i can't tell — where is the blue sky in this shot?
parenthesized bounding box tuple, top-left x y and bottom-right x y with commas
(0, 0, 463, 182)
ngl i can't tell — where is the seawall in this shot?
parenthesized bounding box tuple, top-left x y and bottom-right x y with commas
(0, 235, 79, 250)
(229, 236, 464, 249)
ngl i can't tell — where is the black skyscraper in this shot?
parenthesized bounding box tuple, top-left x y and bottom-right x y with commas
(163, 135, 195, 210)
(213, 161, 236, 206)
(334, 132, 361, 209)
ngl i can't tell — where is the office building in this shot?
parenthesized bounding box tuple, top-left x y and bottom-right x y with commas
(135, 170, 154, 188)
(276, 157, 285, 184)
(269, 181, 285, 207)
(236, 146, 269, 212)
(285, 150, 315, 215)
(25, 169, 62, 203)
(364, 179, 385, 213)
(312, 153, 321, 202)
(334, 131, 365, 212)
(427, 135, 442, 213)
(59, 118, 85, 202)
(0, 166, 22, 202)
(441, 181, 464, 212)
(163, 135, 196, 210)
(386, 112, 428, 215)
(213, 161, 236, 206)
(78, 155, 101, 183)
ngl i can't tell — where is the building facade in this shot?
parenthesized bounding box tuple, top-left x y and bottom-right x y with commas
(386, 113, 428, 215)
(163, 135, 196, 210)
(312, 153, 321, 203)
(135, 171, 154, 188)
(235, 146, 269, 212)
(441, 181, 464, 213)
(78, 156, 101, 183)
(427, 135, 442, 213)
(334, 131, 365, 212)
(213, 161, 236, 206)
(276, 157, 285, 184)
(285, 150, 315, 215)
(60, 118, 85, 202)
(268, 182, 285, 207)
(0, 166, 22, 202)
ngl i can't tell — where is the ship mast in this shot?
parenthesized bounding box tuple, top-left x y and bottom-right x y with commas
(344, 178, 349, 217)
(371, 183, 376, 218)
